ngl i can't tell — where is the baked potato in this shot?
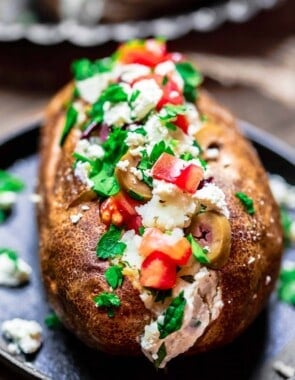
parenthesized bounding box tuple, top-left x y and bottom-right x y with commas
(37, 39, 283, 368)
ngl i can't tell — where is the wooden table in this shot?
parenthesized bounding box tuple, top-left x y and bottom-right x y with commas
(0, 1, 294, 379)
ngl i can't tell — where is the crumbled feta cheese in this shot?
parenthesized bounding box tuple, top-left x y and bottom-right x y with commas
(186, 103, 202, 136)
(272, 360, 295, 379)
(1, 318, 42, 354)
(125, 131, 146, 147)
(120, 230, 142, 270)
(136, 192, 196, 230)
(194, 183, 229, 218)
(76, 73, 112, 104)
(132, 79, 163, 120)
(144, 114, 169, 152)
(116, 159, 130, 172)
(118, 63, 150, 83)
(70, 213, 83, 224)
(155, 60, 184, 90)
(104, 102, 132, 127)
(265, 275, 271, 285)
(29, 193, 42, 204)
(74, 162, 94, 188)
(0, 252, 31, 287)
(81, 205, 90, 211)
(75, 139, 104, 160)
(0, 191, 17, 210)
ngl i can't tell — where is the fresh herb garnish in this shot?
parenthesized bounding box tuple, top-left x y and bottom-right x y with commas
(91, 164, 120, 197)
(0, 248, 18, 262)
(96, 225, 126, 259)
(158, 291, 186, 339)
(130, 89, 141, 103)
(162, 75, 168, 86)
(93, 292, 121, 318)
(278, 265, 295, 306)
(199, 158, 208, 170)
(154, 343, 167, 368)
(132, 127, 147, 136)
(44, 312, 61, 329)
(138, 226, 145, 236)
(175, 62, 202, 102)
(100, 83, 128, 103)
(149, 141, 174, 165)
(60, 105, 78, 146)
(71, 57, 114, 81)
(180, 152, 194, 161)
(0, 170, 25, 193)
(235, 192, 255, 215)
(159, 104, 186, 121)
(105, 265, 124, 289)
(280, 207, 293, 246)
(102, 128, 128, 163)
(187, 234, 210, 264)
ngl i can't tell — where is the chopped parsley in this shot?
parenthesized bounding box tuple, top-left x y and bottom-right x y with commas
(96, 225, 126, 259)
(154, 343, 167, 368)
(0, 249, 18, 270)
(91, 164, 120, 197)
(175, 61, 203, 102)
(60, 105, 78, 146)
(158, 291, 186, 339)
(138, 226, 145, 236)
(100, 83, 128, 104)
(0, 170, 25, 193)
(105, 265, 124, 289)
(235, 192, 255, 215)
(44, 312, 61, 329)
(280, 207, 293, 246)
(129, 89, 141, 104)
(93, 292, 121, 318)
(278, 265, 295, 306)
(187, 234, 210, 264)
(159, 104, 186, 121)
(71, 57, 114, 81)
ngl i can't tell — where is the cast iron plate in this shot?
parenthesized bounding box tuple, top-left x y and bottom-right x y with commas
(0, 121, 294, 380)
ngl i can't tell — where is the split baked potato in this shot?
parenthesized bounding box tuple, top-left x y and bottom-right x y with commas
(37, 39, 283, 368)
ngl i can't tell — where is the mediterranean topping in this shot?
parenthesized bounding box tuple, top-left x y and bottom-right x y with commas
(62, 38, 235, 367)
(0, 170, 25, 224)
(1, 318, 42, 355)
(235, 191, 255, 215)
(0, 248, 32, 287)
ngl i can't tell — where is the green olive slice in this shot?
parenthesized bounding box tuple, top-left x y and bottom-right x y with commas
(67, 189, 97, 208)
(187, 211, 231, 269)
(195, 123, 224, 160)
(115, 151, 152, 201)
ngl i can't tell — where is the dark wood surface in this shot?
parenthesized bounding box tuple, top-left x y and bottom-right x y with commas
(0, 1, 294, 379)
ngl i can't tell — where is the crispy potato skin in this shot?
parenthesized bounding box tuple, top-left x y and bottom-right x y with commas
(37, 85, 283, 356)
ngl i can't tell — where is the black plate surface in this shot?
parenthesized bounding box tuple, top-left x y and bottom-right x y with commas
(0, 121, 294, 380)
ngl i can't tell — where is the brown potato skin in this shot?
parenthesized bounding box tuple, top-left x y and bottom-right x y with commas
(37, 84, 283, 356)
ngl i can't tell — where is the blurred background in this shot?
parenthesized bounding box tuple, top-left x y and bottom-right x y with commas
(0, 0, 294, 147)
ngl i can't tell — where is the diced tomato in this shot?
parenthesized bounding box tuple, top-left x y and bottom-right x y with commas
(156, 77, 183, 110)
(140, 251, 177, 290)
(139, 228, 192, 266)
(100, 191, 142, 232)
(175, 114, 189, 134)
(174, 164, 204, 194)
(152, 153, 203, 193)
(117, 39, 167, 67)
